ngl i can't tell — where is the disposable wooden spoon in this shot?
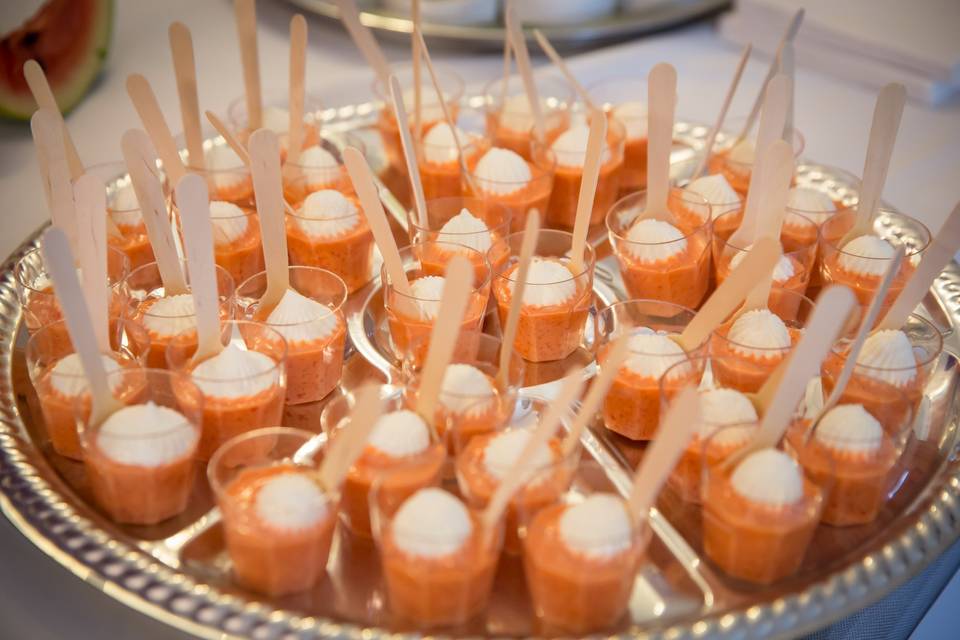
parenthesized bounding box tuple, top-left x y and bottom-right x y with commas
(880, 201, 960, 331)
(317, 384, 383, 494)
(497, 31, 512, 116)
(561, 334, 630, 455)
(24, 60, 84, 180)
(805, 250, 904, 444)
(724, 285, 857, 469)
(126, 74, 187, 184)
(532, 30, 597, 112)
(176, 174, 224, 363)
(727, 74, 790, 248)
(482, 370, 585, 533)
(503, 3, 545, 143)
(73, 174, 110, 352)
(780, 41, 796, 143)
(736, 8, 804, 142)
(121, 129, 189, 295)
(31, 108, 77, 253)
(42, 228, 122, 425)
(342, 147, 414, 296)
(569, 113, 607, 272)
(287, 14, 308, 166)
(414, 28, 478, 195)
(627, 386, 701, 521)
(674, 236, 780, 351)
(169, 22, 205, 170)
(234, 0, 262, 130)
(389, 74, 428, 228)
(412, 255, 474, 436)
(495, 211, 540, 387)
(691, 43, 751, 180)
(640, 63, 678, 224)
(411, 0, 423, 147)
(839, 83, 908, 246)
(248, 129, 291, 317)
(333, 0, 391, 84)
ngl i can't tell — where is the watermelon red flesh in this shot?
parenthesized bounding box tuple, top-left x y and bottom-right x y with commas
(0, 0, 113, 120)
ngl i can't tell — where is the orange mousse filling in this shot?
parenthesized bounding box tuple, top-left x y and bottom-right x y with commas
(710, 323, 802, 394)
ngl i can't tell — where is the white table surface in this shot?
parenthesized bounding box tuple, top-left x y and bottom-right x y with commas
(1, 1, 959, 638)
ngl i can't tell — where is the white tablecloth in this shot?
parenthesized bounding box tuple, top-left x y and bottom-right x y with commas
(1, 1, 959, 638)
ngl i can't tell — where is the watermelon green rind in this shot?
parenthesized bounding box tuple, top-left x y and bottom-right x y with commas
(0, 0, 114, 121)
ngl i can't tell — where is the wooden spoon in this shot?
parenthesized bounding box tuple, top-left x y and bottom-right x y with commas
(126, 73, 187, 185)
(691, 43, 751, 180)
(496, 211, 540, 387)
(234, 0, 263, 130)
(333, 0, 391, 84)
(121, 129, 189, 295)
(503, 2, 545, 143)
(31, 108, 77, 254)
(287, 14, 308, 165)
(169, 22, 205, 170)
(389, 73, 428, 229)
(73, 174, 110, 352)
(533, 30, 597, 112)
(780, 41, 796, 143)
(641, 63, 678, 224)
(248, 129, 291, 318)
(317, 384, 383, 494)
(23, 60, 85, 179)
(561, 334, 630, 455)
(411, 0, 423, 147)
(569, 113, 607, 272)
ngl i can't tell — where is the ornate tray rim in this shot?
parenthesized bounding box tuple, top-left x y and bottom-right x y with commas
(2, 183, 960, 637)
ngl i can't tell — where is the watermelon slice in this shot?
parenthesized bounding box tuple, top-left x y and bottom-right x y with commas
(0, 0, 113, 120)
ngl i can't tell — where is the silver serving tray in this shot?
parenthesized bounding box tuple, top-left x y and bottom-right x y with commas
(1, 99, 960, 639)
(286, 0, 731, 50)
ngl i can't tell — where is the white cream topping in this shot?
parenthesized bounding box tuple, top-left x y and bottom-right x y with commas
(110, 183, 143, 226)
(141, 294, 197, 337)
(474, 147, 532, 195)
(392, 488, 472, 557)
(96, 401, 198, 466)
(550, 124, 610, 168)
(482, 428, 554, 481)
(729, 245, 795, 282)
(262, 106, 290, 134)
(511, 258, 576, 307)
(408, 276, 447, 319)
(856, 329, 917, 386)
(787, 187, 835, 216)
(255, 472, 330, 530)
(686, 174, 740, 219)
(298, 145, 339, 188)
(727, 309, 792, 358)
(623, 328, 688, 379)
(297, 189, 360, 239)
(498, 93, 536, 133)
(559, 493, 633, 558)
(436, 208, 492, 253)
(208, 200, 250, 245)
(839, 235, 897, 276)
(266, 288, 340, 344)
(191, 343, 278, 398)
(422, 122, 463, 164)
(205, 145, 246, 190)
(624, 218, 687, 263)
(612, 101, 648, 139)
(815, 404, 883, 453)
(49, 353, 122, 397)
(698, 388, 758, 444)
(731, 448, 804, 506)
(439, 363, 495, 416)
(728, 138, 756, 166)
(367, 409, 430, 457)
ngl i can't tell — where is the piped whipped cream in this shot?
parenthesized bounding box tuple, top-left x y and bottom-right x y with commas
(96, 401, 198, 466)
(110, 182, 143, 227)
(49, 353, 122, 397)
(266, 288, 340, 344)
(839, 235, 897, 276)
(624, 218, 687, 263)
(297, 189, 360, 239)
(550, 124, 610, 168)
(141, 294, 197, 337)
(511, 258, 576, 307)
(727, 309, 792, 358)
(499, 93, 536, 133)
(729, 245, 795, 282)
(435, 208, 492, 253)
(205, 145, 247, 190)
(392, 488, 471, 557)
(856, 329, 917, 386)
(209, 201, 250, 245)
(698, 387, 758, 444)
(482, 428, 554, 480)
(191, 343, 278, 398)
(731, 448, 803, 506)
(686, 174, 740, 219)
(422, 122, 464, 164)
(613, 101, 648, 139)
(298, 145, 339, 188)
(815, 404, 883, 453)
(408, 276, 447, 319)
(786, 187, 835, 227)
(728, 139, 756, 166)
(623, 328, 688, 379)
(367, 409, 430, 458)
(255, 472, 329, 530)
(262, 106, 290, 134)
(439, 363, 495, 416)
(559, 493, 633, 558)
(474, 147, 532, 195)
